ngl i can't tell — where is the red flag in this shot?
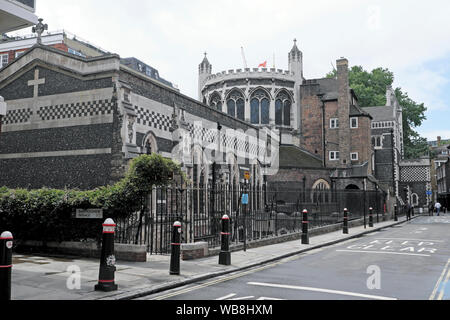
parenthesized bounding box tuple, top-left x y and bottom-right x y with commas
(258, 61, 267, 68)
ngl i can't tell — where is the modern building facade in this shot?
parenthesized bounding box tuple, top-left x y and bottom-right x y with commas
(0, 0, 38, 132)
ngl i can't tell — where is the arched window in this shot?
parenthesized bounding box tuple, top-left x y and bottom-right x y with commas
(226, 90, 245, 121)
(209, 92, 223, 112)
(250, 89, 270, 125)
(275, 91, 292, 126)
(311, 179, 331, 203)
(411, 193, 419, 206)
(143, 133, 158, 155)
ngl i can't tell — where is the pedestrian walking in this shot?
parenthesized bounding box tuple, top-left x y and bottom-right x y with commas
(429, 202, 434, 216)
(435, 202, 441, 216)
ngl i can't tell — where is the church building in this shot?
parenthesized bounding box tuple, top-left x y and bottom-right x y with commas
(0, 41, 274, 192)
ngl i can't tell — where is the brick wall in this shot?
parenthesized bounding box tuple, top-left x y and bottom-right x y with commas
(350, 115, 373, 171)
(300, 89, 323, 157)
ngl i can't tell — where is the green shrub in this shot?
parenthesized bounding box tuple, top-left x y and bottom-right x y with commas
(0, 154, 183, 243)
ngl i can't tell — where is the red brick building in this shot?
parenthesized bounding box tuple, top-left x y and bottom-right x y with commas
(300, 58, 376, 190)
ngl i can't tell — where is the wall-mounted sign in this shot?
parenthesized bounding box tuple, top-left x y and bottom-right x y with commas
(73, 209, 103, 219)
(242, 194, 249, 205)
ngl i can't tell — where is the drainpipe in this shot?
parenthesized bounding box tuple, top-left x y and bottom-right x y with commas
(318, 94, 326, 167)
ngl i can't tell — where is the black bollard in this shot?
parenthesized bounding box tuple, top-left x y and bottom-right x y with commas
(369, 207, 374, 227)
(0, 232, 13, 301)
(343, 208, 349, 234)
(394, 205, 398, 222)
(219, 215, 231, 266)
(95, 219, 118, 292)
(301, 209, 309, 245)
(170, 221, 182, 275)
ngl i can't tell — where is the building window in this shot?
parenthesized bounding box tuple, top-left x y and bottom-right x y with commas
(311, 179, 331, 203)
(350, 117, 358, 129)
(275, 91, 292, 126)
(351, 152, 359, 161)
(0, 54, 8, 68)
(226, 90, 245, 121)
(372, 136, 383, 149)
(209, 92, 223, 112)
(329, 151, 340, 161)
(250, 89, 270, 125)
(330, 118, 339, 129)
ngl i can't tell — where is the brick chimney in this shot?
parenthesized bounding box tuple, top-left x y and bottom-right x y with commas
(337, 58, 350, 167)
(437, 136, 441, 146)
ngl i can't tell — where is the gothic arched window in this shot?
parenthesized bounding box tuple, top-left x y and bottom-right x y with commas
(275, 91, 292, 126)
(209, 92, 223, 112)
(250, 89, 270, 125)
(226, 90, 245, 121)
(311, 179, 331, 203)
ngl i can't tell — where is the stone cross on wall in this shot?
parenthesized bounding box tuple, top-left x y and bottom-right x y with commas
(32, 18, 48, 44)
(28, 69, 45, 98)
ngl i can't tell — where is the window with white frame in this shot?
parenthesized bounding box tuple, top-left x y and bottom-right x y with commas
(329, 151, 340, 161)
(0, 54, 8, 68)
(350, 117, 358, 129)
(351, 152, 359, 161)
(372, 136, 383, 149)
(330, 118, 339, 129)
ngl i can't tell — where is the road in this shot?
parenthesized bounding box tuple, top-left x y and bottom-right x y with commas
(139, 215, 450, 300)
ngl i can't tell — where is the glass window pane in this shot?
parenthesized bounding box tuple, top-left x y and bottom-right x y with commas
(236, 99, 245, 121)
(275, 100, 283, 125)
(227, 100, 235, 117)
(251, 99, 260, 124)
(261, 99, 270, 124)
(284, 100, 291, 126)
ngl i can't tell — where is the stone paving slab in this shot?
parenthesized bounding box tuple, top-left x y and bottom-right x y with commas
(10, 215, 417, 300)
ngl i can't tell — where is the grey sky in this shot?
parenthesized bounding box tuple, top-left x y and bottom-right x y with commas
(10, 0, 450, 140)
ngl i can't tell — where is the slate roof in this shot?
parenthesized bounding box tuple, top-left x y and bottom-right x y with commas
(364, 106, 395, 121)
(278, 145, 324, 169)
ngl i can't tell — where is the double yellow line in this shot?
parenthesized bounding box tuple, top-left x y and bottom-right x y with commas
(429, 259, 450, 300)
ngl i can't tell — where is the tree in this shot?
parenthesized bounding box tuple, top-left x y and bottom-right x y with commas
(326, 66, 428, 158)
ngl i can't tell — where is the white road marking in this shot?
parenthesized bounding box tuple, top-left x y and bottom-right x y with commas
(374, 237, 444, 242)
(336, 249, 430, 257)
(248, 282, 397, 300)
(216, 293, 237, 300)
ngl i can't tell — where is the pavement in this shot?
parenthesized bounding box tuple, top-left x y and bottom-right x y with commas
(10, 214, 423, 300)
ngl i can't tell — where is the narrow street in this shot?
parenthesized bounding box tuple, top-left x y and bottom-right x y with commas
(140, 215, 450, 300)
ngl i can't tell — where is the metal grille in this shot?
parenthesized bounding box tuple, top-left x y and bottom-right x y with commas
(114, 184, 387, 255)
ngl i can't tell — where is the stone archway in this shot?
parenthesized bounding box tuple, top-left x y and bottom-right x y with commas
(345, 184, 360, 190)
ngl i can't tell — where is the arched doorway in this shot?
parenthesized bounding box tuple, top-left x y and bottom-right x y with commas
(345, 184, 360, 190)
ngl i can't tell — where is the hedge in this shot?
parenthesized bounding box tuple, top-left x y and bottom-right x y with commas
(0, 154, 183, 243)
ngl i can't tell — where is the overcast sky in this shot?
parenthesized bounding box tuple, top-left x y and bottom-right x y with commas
(10, 0, 450, 141)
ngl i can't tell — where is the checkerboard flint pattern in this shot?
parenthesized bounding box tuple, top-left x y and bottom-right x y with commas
(38, 99, 114, 121)
(400, 166, 430, 182)
(135, 106, 172, 132)
(2, 108, 33, 125)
